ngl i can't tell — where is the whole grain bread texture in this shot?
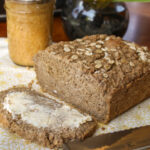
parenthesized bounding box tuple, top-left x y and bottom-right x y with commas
(0, 87, 96, 149)
(34, 34, 150, 123)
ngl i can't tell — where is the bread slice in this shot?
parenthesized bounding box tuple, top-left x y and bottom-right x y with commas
(0, 87, 96, 149)
(34, 34, 150, 123)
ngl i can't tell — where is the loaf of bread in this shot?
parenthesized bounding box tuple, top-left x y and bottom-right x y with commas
(0, 87, 96, 149)
(34, 34, 150, 123)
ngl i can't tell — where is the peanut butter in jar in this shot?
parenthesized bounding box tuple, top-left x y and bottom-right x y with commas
(5, 0, 55, 66)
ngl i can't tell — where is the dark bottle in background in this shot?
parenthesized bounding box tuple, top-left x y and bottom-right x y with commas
(56, 0, 65, 9)
(62, 0, 129, 40)
(0, 0, 6, 22)
(55, 0, 65, 15)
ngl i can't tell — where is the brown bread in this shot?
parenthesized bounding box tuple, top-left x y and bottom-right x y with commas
(0, 87, 96, 149)
(34, 34, 150, 123)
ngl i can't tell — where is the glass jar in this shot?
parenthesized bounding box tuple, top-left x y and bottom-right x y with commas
(5, 0, 55, 66)
(62, 0, 129, 40)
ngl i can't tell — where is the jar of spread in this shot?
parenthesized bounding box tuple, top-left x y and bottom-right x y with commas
(5, 0, 55, 66)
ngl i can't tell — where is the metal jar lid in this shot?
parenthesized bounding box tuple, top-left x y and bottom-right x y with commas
(6, 0, 52, 3)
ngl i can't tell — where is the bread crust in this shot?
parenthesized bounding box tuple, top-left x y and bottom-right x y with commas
(0, 87, 97, 149)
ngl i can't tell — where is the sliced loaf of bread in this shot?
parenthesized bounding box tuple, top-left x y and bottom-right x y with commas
(34, 34, 150, 123)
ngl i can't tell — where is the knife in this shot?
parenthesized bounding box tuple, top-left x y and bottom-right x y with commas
(64, 125, 150, 150)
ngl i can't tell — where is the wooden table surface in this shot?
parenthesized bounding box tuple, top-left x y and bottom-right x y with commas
(0, 2, 150, 48)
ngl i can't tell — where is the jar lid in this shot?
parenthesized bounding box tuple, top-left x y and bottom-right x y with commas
(7, 0, 51, 3)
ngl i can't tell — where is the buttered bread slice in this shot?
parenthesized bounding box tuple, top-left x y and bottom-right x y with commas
(0, 87, 96, 149)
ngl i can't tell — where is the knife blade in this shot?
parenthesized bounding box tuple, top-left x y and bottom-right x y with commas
(64, 125, 150, 150)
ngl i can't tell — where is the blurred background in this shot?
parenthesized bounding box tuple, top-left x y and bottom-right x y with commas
(0, 1, 150, 48)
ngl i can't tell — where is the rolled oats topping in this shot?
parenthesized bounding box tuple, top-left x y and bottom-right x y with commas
(95, 45, 102, 49)
(124, 42, 136, 50)
(110, 48, 117, 52)
(108, 59, 115, 65)
(71, 55, 78, 60)
(85, 51, 93, 56)
(64, 46, 71, 52)
(86, 48, 92, 51)
(137, 48, 150, 62)
(50, 51, 56, 55)
(123, 41, 150, 62)
(95, 70, 100, 74)
(76, 39, 82, 42)
(113, 52, 121, 60)
(90, 43, 96, 46)
(77, 48, 85, 51)
(95, 49, 103, 54)
(103, 73, 108, 78)
(47, 34, 150, 81)
(142, 46, 148, 51)
(94, 60, 102, 69)
(104, 64, 111, 71)
(76, 51, 83, 55)
(95, 63, 102, 69)
(129, 62, 135, 67)
(101, 48, 108, 52)
(105, 37, 110, 41)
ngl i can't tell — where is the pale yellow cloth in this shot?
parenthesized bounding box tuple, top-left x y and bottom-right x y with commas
(0, 38, 150, 150)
